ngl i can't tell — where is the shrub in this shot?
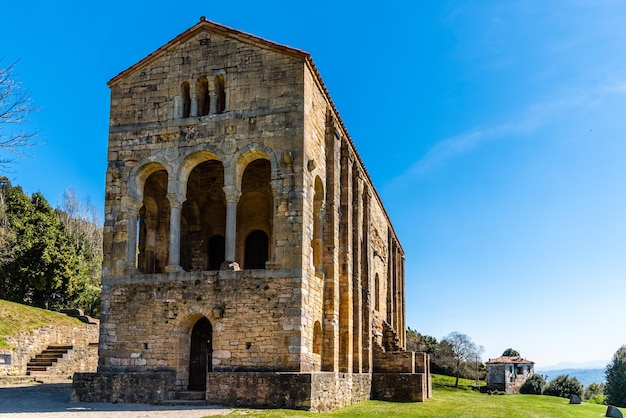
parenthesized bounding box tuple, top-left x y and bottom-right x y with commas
(587, 394, 606, 405)
(520, 374, 546, 395)
(542, 375, 583, 399)
(584, 382, 605, 400)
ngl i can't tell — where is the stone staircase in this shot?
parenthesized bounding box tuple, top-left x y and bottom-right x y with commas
(382, 321, 403, 352)
(166, 390, 207, 406)
(26, 345, 74, 383)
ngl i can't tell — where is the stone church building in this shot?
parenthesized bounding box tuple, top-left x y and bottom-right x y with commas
(73, 18, 431, 411)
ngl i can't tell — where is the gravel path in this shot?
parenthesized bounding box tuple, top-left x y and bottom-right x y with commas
(0, 383, 234, 417)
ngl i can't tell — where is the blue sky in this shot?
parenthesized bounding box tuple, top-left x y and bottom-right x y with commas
(2, 1, 626, 368)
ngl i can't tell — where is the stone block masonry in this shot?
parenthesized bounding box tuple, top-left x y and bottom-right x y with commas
(206, 372, 372, 412)
(97, 270, 313, 380)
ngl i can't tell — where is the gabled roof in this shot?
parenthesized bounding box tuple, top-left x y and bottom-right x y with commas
(486, 356, 535, 365)
(106, 17, 405, 251)
(107, 16, 310, 86)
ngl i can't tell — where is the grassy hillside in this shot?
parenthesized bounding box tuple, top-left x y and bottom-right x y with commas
(0, 299, 83, 348)
(224, 375, 609, 417)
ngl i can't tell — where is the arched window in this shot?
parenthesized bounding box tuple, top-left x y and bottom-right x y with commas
(215, 75, 225, 114)
(237, 158, 272, 268)
(137, 170, 169, 273)
(208, 235, 225, 270)
(244, 230, 268, 269)
(196, 77, 210, 116)
(181, 160, 226, 271)
(181, 81, 191, 118)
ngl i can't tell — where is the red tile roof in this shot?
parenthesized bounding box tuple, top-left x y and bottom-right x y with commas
(486, 356, 535, 365)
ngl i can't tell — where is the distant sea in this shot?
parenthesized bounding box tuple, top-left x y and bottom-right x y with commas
(535, 368, 606, 386)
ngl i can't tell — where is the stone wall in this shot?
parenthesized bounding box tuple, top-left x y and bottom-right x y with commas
(73, 371, 176, 403)
(372, 373, 429, 402)
(486, 362, 534, 394)
(206, 372, 372, 412)
(0, 324, 99, 377)
(98, 269, 314, 388)
(373, 350, 415, 373)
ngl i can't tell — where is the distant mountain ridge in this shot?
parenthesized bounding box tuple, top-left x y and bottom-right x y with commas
(539, 360, 608, 370)
(535, 368, 606, 386)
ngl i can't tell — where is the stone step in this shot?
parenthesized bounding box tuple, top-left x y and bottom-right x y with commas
(175, 390, 206, 401)
(29, 357, 59, 363)
(27, 362, 54, 368)
(39, 350, 68, 356)
(32, 376, 73, 384)
(27, 366, 54, 371)
(164, 399, 207, 406)
(47, 345, 73, 350)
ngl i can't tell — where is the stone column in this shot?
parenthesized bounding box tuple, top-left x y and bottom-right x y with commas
(209, 91, 217, 115)
(338, 146, 353, 374)
(126, 198, 141, 274)
(352, 172, 363, 373)
(190, 93, 198, 117)
(266, 178, 282, 268)
(222, 185, 241, 270)
(361, 188, 373, 373)
(165, 193, 184, 273)
(174, 95, 181, 119)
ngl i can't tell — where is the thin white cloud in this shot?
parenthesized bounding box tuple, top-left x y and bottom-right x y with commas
(388, 82, 626, 190)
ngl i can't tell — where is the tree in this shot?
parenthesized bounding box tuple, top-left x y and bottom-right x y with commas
(0, 182, 101, 314)
(441, 331, 483, 388)
(406, 328, 438, 354)
(520, 374, 546, 395)
(605, 346, 626, 407)
(502, 348, 520, 357)
(543, 375, 583, 399)
(56, 189, 103, 316)
(0, 59, 39, 165)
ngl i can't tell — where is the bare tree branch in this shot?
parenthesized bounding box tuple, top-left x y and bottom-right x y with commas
(0, 58, 41, 165)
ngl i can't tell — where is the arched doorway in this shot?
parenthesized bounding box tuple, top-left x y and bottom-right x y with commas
(189, 317, 212, 391)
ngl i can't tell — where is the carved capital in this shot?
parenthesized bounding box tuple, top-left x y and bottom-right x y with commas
(167, 193, 185, 209)
(127, 197, 141, 214)
(223, 185, 241, 203)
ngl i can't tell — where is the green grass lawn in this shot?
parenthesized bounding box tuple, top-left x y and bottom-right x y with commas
(222, 375, 610, 417)
(0, 299, 83, 348)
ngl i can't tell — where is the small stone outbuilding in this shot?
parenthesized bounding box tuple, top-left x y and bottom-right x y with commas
(72, 18, 431, 411)
(486, 355, 535, 393)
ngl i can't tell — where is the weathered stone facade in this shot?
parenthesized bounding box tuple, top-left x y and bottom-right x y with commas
(485, 356, 535, 394)
(72, 18, 430, 411)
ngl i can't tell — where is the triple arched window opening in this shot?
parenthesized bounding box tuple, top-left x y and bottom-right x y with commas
(135, 158, 272, 273)
(180, 75, 226, 118)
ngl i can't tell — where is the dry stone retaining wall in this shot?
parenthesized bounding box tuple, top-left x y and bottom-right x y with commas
(0, 324, 98, 377)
